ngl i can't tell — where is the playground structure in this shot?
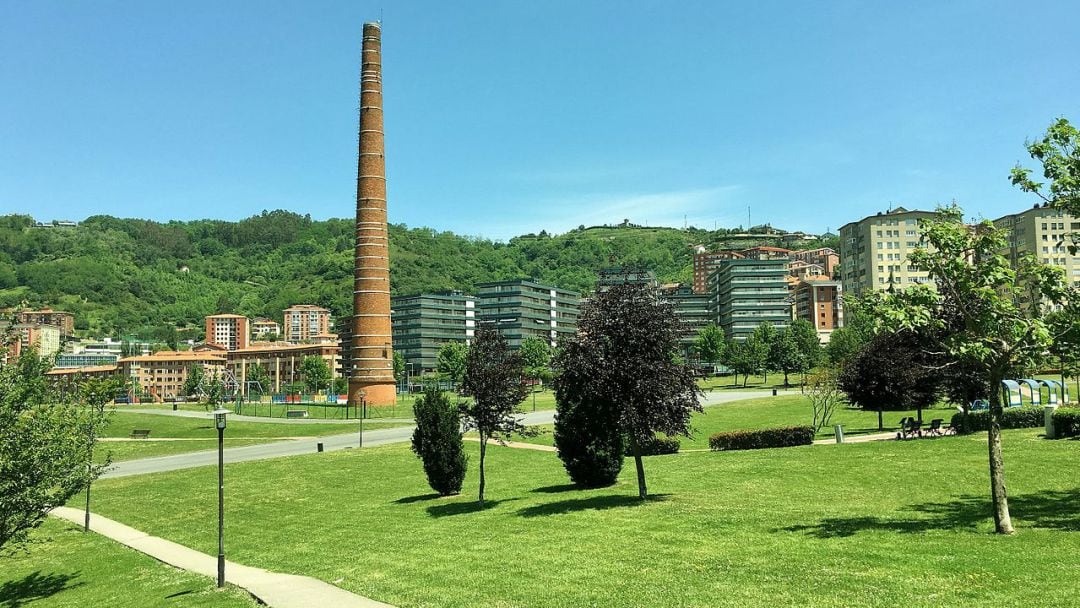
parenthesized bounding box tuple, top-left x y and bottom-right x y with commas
(970, 378, 1070, 410)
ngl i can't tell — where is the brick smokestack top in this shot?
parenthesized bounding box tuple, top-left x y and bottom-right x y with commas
(349, 21, 396, 406)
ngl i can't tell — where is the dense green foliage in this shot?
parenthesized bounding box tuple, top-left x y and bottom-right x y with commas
(552, 339, 625, 488)
(950, 406, 1046, 435)
(0, 212, 834, 340)
(460, 326, 529, 505)
(1051, 406, 1080, 438)
(559, 283, 702, 498)
(623, 435, 681, 456)
(410, 387, 468, 496)
(708, 426, 815, 451)
(0, 347, 109, 549)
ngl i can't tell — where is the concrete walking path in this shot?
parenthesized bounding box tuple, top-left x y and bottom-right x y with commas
(463, 437, 557, 452)
(50, 506, 393, 608)
(813, 431, 897, 445)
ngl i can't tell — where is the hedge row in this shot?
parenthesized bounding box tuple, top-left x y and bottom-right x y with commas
(709, 426, 815, 451)
(950, 406, 1044, 435)
(625, 436, 681, 456)
(1052, 407, 1080, 438)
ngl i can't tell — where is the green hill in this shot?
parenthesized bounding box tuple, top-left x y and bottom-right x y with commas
(0, 212, 835, 341)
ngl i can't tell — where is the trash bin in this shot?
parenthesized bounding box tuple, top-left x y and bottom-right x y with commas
(834, 425, 844, 444)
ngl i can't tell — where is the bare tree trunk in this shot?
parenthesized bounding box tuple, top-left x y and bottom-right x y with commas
(987, 378, 1014, 534)
(478, 430, 487, 506)
(784, 372, 789, 386)
(877, 408, 883, 431)
(629, 434, 647, 499)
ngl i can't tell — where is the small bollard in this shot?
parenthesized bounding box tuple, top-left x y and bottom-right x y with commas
(1044, 405, 1058, 439)
(317, 442, 324, 453)
(834, 425, 844, 444)
(772, 388, 778, 397)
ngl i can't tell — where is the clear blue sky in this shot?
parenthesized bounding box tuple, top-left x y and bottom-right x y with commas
(2, 1, 1078, 240)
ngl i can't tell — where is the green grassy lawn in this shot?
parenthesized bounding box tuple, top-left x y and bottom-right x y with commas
(0, 518, 257, 607)
(95, 413, 407, 463)
(699, 373, 807, 391)
(500, 395, 956, 448)
(103, 412, 405, 440)
(88, 430, 1080, 607)
(95, 439, 282, 464)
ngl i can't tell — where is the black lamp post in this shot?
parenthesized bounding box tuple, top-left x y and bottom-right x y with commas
(358, 389, 366, 448)
(213, 407, 228, 588)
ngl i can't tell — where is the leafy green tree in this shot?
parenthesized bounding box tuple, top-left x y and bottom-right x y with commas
(299, 355, 331, 393)
(78, 375, 124, 530)
(558, 283, 701, 499)
(768, 329, 804, 387)
(1011, 117, 1080, 250)
(694, 323, 726, 369)
(788, 318, 823, 380)
(460, 327, 528, 506)
(519, 336, 553, 383)
(246, 363, 270, 396)
(205, 373, 225, 405)
(411, 386, 468, 496)
(552, 339, 625, 488)
(182, 363, 204, 397)
(751, 322, 778, 383)
(826, 297, 874, 365)
(1, 347, 109, 550)
(867, 205, 1080, 534)
(837, 330, 941, 429)
(436, 342, 469, 386)
(393, 351, 406, 383)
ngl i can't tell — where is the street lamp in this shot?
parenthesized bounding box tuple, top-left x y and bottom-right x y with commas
(358, 389, 367, 448)
(213, 407, 228, 588)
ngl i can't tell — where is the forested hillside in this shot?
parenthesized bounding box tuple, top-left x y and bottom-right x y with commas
(0, 211, 834, 341)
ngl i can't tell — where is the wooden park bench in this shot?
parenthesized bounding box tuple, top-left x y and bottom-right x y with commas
(285, 409, 309, 419)
(130, 429, 151, 439)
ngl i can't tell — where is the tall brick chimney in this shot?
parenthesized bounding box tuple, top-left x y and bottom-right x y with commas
(349, 21, 396, 406)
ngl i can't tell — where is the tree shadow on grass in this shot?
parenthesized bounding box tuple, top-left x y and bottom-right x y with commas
(0, 571, 82, 608)
(393, 493, 443, 505)
(782, 489, 1080, 538)
(426, 499, 515, 518)
(530, 484, 581, 494)
(518, 494, 671, 518)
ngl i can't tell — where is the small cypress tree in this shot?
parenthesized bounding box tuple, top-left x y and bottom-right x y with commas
(553, 340, 624, 488)
(411, 386, 468, 496)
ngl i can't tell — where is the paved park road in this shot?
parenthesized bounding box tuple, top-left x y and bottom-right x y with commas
(103, 390, 782, 479)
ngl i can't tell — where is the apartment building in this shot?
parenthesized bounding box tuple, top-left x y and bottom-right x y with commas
(660, 284, 714, 357)
(4, 323, 62, 358)
(251, 318, 282, 339)
(391, 292, 476, 374)
(205, 314, 250, 351)
(15, 308, 75, 337)
(790, 247, 839, 277)
(692, 250, 744, 294)
(283, 305, 332, 343)
(476, 279, 580, 348)
(597, 267, 659, 291)
(119, 351, 226, 402)
(707, 259, 791, 341)
(793, 276, 844, 343)
(227, 339, 341, 395)
(838, 207, 936, 296)
(994, 203, 1080, 288)
(739, 246, 794, 261)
